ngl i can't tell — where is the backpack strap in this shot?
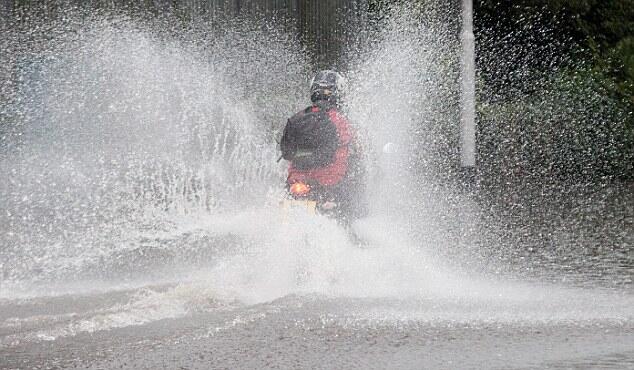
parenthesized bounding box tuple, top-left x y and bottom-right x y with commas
(306, 105, 320, 113)
(325, 108, 352, 147)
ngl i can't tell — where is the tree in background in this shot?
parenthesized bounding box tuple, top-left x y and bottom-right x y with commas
(475, 0, 633, 183)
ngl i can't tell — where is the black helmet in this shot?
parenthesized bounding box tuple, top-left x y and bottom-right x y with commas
(310, 70, 346, 104)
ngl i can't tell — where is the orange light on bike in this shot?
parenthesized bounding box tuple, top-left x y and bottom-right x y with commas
(290, 182, 311, 196)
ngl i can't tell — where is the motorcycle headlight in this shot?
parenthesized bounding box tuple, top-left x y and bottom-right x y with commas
(290, 182, 311, 197)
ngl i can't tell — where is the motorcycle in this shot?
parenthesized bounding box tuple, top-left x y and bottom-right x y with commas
(281, 180, 369, 246)
(281, 180, 369, 245)
(281, 181, 343, 219)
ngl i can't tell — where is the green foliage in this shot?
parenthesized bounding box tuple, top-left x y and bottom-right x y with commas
(542, 0, 633, 101)
(477, 0, 633, 181)
(479, 67, 633, 183)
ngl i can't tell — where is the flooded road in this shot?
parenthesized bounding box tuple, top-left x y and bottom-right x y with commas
(1, 183, 633, 369)
(2, 295, 633, 369)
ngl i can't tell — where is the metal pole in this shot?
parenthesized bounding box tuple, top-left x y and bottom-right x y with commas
(460, 0, 476, 167)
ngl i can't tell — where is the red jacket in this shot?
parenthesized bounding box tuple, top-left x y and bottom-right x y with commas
(287, 105, 353, 186)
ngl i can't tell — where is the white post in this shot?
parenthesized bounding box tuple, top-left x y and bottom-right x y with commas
(460, 0, 476, 167)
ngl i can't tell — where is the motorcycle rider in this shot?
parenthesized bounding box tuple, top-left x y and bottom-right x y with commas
(280, 70, 366, 224)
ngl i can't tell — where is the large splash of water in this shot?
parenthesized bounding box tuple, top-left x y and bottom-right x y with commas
(0, 10, 308, 291)
(0, 5, 632, 340)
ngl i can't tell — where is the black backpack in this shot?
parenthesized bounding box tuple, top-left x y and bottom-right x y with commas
(280, 107, 340, 170)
